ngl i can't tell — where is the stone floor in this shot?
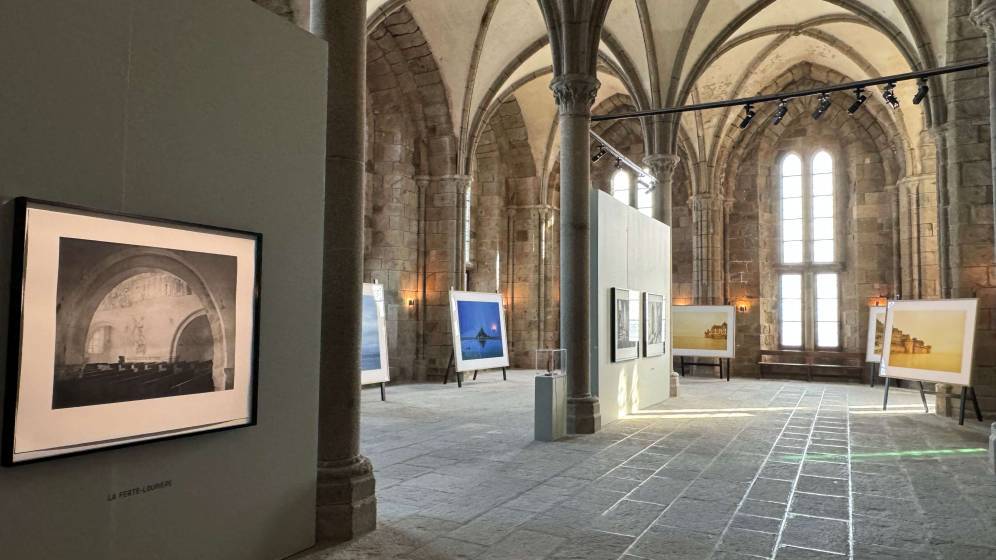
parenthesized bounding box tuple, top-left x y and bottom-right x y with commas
(297, 372, 995, 560)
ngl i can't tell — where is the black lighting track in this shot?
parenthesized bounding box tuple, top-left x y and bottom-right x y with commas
(590, 60, 987, 122)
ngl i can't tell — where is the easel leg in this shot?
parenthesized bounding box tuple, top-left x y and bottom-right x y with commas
(679, 356, 685, 377)
(457, 371, 463, 388)
(726, 358, 731, 382)
(473, 370, 478, 381)
(869, 364, 875, 388)
(959, 386, 967, 426)
(380, 382, 386, 402)
(918, 381, 928, 413)
(970, 386, 983, 422)
(502, 367, 507, 381)
(444, 351, 454, 385)
(882, 376, 891, 411)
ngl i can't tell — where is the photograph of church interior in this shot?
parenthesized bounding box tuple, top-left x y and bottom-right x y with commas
(5, 0, 996, 558)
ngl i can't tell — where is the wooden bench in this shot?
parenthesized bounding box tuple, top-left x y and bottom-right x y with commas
(759, 350, 866, 383)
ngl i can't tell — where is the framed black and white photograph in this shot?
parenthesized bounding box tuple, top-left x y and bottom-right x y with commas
(3, 198, 261, 465)
(360, 282, 390, 385)
(643, 292, 665, 357)
(611, 288, 640, 362)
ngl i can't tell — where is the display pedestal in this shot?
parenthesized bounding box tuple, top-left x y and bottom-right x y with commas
(535, 373, 567, 442)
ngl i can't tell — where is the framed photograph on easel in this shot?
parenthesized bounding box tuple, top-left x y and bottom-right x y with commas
(879, 299, 982, 425)
(360, 283, 389, 399)
(865, 306, 888, 363)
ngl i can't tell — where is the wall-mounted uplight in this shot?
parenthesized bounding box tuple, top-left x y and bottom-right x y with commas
(868, 296, 888, 307)
(735, 299, 751, 313)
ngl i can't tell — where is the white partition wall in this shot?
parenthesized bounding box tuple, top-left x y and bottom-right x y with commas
(591, 190, 672, 424)
(0, 2, 326, 558)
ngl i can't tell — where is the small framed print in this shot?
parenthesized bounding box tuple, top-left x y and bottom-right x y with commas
(611, 288, 640, 362)
(643, 292, 665, 357)
(3, 198, 261, 465)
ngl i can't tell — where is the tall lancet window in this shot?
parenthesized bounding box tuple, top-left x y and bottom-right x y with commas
(612, 169, 632, 205)
(778, 150, 839, 349)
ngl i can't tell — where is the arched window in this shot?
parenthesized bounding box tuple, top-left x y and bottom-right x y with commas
(612, 169, 631, 205)
(463, 183, 473, 268)
(778, 150, 839, 349)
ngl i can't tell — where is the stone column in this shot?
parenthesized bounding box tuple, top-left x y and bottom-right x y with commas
(539, 0, 611, 434)
(553, 74, 601, 434)
(644, 153, 680, 225)
(971, 0, 996, 263)
(689, 193, 726, 305)
(310, 0, 376, 543)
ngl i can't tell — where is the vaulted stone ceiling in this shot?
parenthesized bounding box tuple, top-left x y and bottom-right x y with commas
(312, 0, 950, 180)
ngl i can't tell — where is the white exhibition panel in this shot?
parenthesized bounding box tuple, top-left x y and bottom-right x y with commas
(592, 190, 671, 424)
(0, 2, 326, 559)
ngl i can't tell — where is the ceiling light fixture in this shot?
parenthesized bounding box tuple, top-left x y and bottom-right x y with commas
(883, 82, 899, 109)
(913, 77, 929, 105)
(772, 99, 789, 125)
(738, 103, 756, 129)
(812, 93, 831, 120)
(591, 145, 606, 162)
(614, 157, 623, 169)
(847, 87, 867, 114)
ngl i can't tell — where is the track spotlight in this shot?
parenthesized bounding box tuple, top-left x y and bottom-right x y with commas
(591, 145, 606, 162)
(772, 99, 789, 125)
(812, 93, 831, 120)
(883, 82, 899, 109)
(913, 77, 929, 105)
(847, 88, 867, 114)
(615, 157, 623, 169)
(738, 104, 756, 129)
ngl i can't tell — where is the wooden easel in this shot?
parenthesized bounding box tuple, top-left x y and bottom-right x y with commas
(442, 350, 507, 388)
(882, 377, 983, 425)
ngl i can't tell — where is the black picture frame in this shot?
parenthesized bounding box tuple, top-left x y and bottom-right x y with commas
(2, 197, 262, 466)
(611, 287, 640, 362)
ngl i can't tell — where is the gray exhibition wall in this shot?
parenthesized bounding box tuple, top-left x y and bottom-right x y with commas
(591, 190, 672, 424)
(0, 2, 327, 559)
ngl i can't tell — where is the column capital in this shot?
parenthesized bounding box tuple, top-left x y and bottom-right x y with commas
(688, 193, 725, 212)
(550, 74, 600, 116)
(643, 153, 680, 176)
(971, 0, 996, 36)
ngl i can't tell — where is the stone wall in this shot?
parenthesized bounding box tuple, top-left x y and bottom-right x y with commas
(701, 63, 903, 376)
(943, 0, 996, 412)
(471, 97, 553, 368)
(363, 7, 459, 382)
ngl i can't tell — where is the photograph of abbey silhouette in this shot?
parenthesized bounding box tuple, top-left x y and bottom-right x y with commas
(673, 310, 729, 351)
(887, 309, 966, 374)
(52, 237, 238, 409)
